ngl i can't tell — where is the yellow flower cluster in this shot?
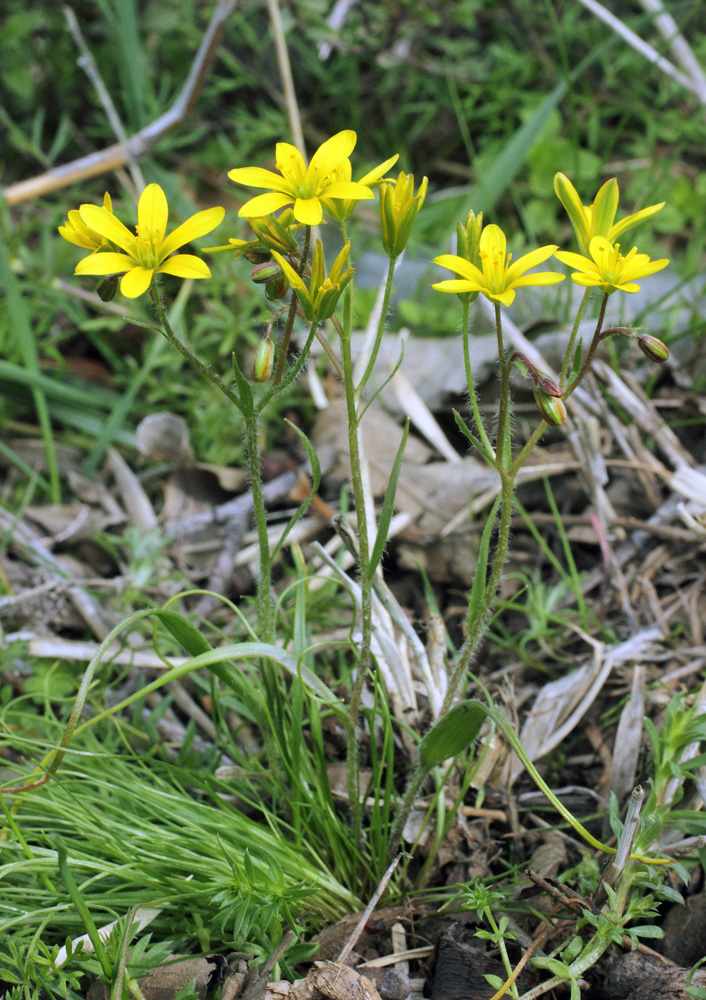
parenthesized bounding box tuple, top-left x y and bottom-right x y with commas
(432, 173, 669, 305)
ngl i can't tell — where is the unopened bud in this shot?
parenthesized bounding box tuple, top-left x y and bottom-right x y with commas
(637, 334, 669, 364)
(265, 276, 288, 301)
(534, 389, 567, 426)
(244, 248, 272, 264)
(251, 261, 283, 284)
(251, 337, 274, 382)
(538, 375, 562, 398)
(96, 274, 119, 302)
(249, 215, 299, 255)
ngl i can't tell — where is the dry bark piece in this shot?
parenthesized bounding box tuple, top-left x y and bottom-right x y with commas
(430, 935, 531, 1000)
(602, 951, 703, 1000)
(310, 962, 382, 1000)
(660, 893, 706, 967)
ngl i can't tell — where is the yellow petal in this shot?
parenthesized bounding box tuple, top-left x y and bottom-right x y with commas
(228, 166, 294, 193)
(238, 192, 293, 218)
(80, 205, 136, 257)
(158, 254, 211, 279)
(610, 203, 665, 241)
(358, 154, 400, 186)
(321, 181, 375, 201)
(432, 279, 481, 294)
(308, 131, 357, 189)
(138, 184, 168, 242)
(75, 252, 133, 275)
(591, 178, 619, 238)
(433, 254, 485, 284)
(505, 245, 558, 282)
(120, 267, 154, 298)
(293, 196, 323, 226)
(511, 272, 565, 289)
(271, 250, 306, 291)
(160, 207, 225, 258)
(276, 143, 307, 186)
(480, 224, 507, 257)
(554, 249, 596, 272)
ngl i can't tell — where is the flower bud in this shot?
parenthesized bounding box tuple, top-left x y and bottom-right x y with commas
(249, 215, 299, 255)
(251, 261, 283, 284)
(251, 337, 274, 382)
(534, 389, 567, 426)
(96, 274, 119, 302)
(244, 248, 273, 264)
(379, 172, 428, 259)
(637, 334, 669, 364)
(265, 276, 288, 301)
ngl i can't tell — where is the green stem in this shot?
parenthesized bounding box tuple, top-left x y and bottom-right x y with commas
(340, 297, 373, 847)
(565, 291, 608, 400)
(355, 255, 397, 404)
(149, 284, 241, 409)
(387, 762, 432, 852)
(462, 298, 495, 461)
(273, 226, 311, 385)
(559, 287, 591, 391)
(494, 303, 512, 471)
(487, 908, 519, 1000)
(245, 411, 273, 644)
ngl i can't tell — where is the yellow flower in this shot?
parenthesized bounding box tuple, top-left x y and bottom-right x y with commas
(272, 240, 354, 322)
(554, 236, 669, 295)
(73, 183, 225, 299)
(228, 131, 375, 227)
(58, 192, 114, 250)
(320, 153, 399, 223)
(554, 173, 664, 257)
(433, 224, 564, 306)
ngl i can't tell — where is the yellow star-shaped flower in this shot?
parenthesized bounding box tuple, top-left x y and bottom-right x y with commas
(73, 183, 224, 299)
(555, 236, 669, 295)
(228, 131, 376, 227)
(433, 224, 564, 306)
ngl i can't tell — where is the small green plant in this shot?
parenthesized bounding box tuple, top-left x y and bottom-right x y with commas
(2, 124, 676, 993)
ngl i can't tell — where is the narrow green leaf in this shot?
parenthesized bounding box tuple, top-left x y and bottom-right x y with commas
(467, 498, 501, 628)
(419, 700, 488, 767)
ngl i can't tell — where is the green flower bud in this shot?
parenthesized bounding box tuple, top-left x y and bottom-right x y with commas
(265, 276, 288, 301)
(251, 261, 283, 284)
(419, 700, 488, 767)
(534, 389, 567, 426)
(249, 215, 299, 255)
(380, 172, 428, 259)
(251, 337, 274, 382)
(637, 334, 669, 364)
(96, 274, 119, 302)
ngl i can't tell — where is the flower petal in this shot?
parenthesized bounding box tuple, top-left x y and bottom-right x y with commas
(609, 203, 665, 241)
(228, 166, 294, 193)
(433, 254, 485, 284)
(554, 249, 597, 273)
(80, 205, 136, 257)
(158, 254, 212, 279)
(622, 257, 669, 281)
(276, 143, 307, 187)
(591, 178, 619, 239)
(120, 267, 154, 298)
(479, 223, 507, 257)
(308, 131, 357, 188)
(358, 154, 400, 186)
(75, 252, 133, 275)
(320, 181, 375, 201)
(238, 192, 293, 218)
(293, 196, 323, 226)
(511, 272, 565, 288)
(160, 206, 225, 258)
(138, 184, 168, 242)
(505, 244, 558, 283)
(432, 279, 481, 294)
